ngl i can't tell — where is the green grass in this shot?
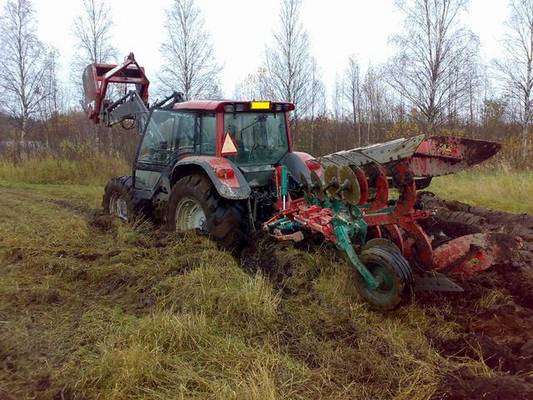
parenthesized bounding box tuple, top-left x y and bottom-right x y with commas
(429, 168, 533, 214)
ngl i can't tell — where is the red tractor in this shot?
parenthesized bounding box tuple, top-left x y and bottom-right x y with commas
(84, 54, 511, 309)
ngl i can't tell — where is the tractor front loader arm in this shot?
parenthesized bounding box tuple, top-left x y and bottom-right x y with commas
(83, 53, 184, 130)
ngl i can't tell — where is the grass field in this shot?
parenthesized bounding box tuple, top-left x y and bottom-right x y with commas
(0, 161, 531, 399)
(0, 181, 466, 399)
(429, 168, 533, 214)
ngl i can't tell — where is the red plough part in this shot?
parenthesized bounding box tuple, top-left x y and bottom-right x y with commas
(264, 135, 518, 309)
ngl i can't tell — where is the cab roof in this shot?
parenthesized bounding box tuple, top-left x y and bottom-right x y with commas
(172, 100, 295, 112)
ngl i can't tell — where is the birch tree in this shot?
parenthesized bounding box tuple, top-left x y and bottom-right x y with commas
(38, 47, 62, 149)
(265, 0, 314, 121)
(306, 59, 326, 152)
(159, 0, 222, 100)
(0, 0, 52, 159)
(234, 67, 274, 100)
(387, 0, 479, 134)
(73, 0, 117, 68)
(364, 66, 391, 144)
(72, 0, 117, 149)
(332, 74, 345, 121)
(494, 0, 533, 158)
(343, 56, 363, 146)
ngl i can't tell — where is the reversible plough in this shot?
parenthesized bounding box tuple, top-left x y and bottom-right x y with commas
(264, 135, 511, 308)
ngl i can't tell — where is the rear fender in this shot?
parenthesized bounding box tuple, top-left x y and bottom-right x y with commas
(171, 156, 251, 200)
(281, 152, 323, 184)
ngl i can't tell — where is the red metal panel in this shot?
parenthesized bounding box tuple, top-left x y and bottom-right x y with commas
(433, 233, 520, 276)
(351, 167, 369, 205)
(173, 100, 295, 112)
(215, 112, 224, 157)
(197, 156, 240, 188)
(409, 136, 501, 177)
(85, 54, 149, 123)
(368, 165, 389, 211)
(383, 224, 404, 255)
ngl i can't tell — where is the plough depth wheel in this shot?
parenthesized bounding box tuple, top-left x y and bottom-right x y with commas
(355, 244, 413, 310)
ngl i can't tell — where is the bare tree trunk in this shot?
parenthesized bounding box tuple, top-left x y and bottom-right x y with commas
(20, 117, 27, 160)
(357, 105, 362, 145)
(522, 125, 529, 160)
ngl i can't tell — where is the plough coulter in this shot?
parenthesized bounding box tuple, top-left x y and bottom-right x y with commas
(84, 53, 510, 310)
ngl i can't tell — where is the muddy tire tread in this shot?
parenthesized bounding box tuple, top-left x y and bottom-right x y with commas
(166, 174, 246, 250)
(102, 175, 135, 222)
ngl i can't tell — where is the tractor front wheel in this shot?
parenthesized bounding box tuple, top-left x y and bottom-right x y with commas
(103, 176, 135, 222)
(355, 244, 413, 310)
(166, 174, 246, 250)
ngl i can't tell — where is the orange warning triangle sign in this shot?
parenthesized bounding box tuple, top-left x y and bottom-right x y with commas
(221, 133, 238, 156)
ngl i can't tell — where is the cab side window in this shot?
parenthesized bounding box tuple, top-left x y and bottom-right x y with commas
(138, 110, 175, 164)
(199, 114, 216, 155)
(173, 113, 195, 154)
(138, 110, 217, 164)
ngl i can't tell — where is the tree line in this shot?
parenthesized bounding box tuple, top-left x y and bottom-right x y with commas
(0, 0, 531, 166)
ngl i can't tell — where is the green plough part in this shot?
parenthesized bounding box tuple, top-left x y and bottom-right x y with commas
(329, 201, 378, 290)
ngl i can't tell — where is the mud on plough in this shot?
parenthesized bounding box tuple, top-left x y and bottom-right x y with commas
(263, 135, 518, 309)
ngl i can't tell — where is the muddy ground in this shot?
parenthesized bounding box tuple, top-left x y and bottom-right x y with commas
(416, 193, 533, 399)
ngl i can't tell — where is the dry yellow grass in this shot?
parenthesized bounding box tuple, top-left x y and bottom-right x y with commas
(0, 154, 129, 185)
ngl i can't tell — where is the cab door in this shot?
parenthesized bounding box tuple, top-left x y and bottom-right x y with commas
(134, 110, 216, 193)
(134, 109, 178, 192)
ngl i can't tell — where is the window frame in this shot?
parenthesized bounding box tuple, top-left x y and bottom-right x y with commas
(136, 109, 217, 166)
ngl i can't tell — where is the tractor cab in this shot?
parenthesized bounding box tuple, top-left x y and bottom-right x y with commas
(136, 100, 297, 190)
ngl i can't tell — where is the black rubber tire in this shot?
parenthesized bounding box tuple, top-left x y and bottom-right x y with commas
(415, 177, 432, 190)
(166, 174, 246, 250)
(102, 176, 135, 222)
(354, 245, 413, 310)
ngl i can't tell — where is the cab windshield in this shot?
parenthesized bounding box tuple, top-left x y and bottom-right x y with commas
(224, 112, 288, 166)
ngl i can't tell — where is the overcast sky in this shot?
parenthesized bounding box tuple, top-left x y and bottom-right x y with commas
(0, 0, 511, 99)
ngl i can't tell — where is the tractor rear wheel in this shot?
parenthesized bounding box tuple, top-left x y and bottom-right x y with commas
(354, 244, 413, 310)
(103, 176, 135, 222)
(166, 174, 246, 250)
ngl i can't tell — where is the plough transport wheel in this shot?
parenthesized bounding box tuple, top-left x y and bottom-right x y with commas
(355, 245, 413, 310)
